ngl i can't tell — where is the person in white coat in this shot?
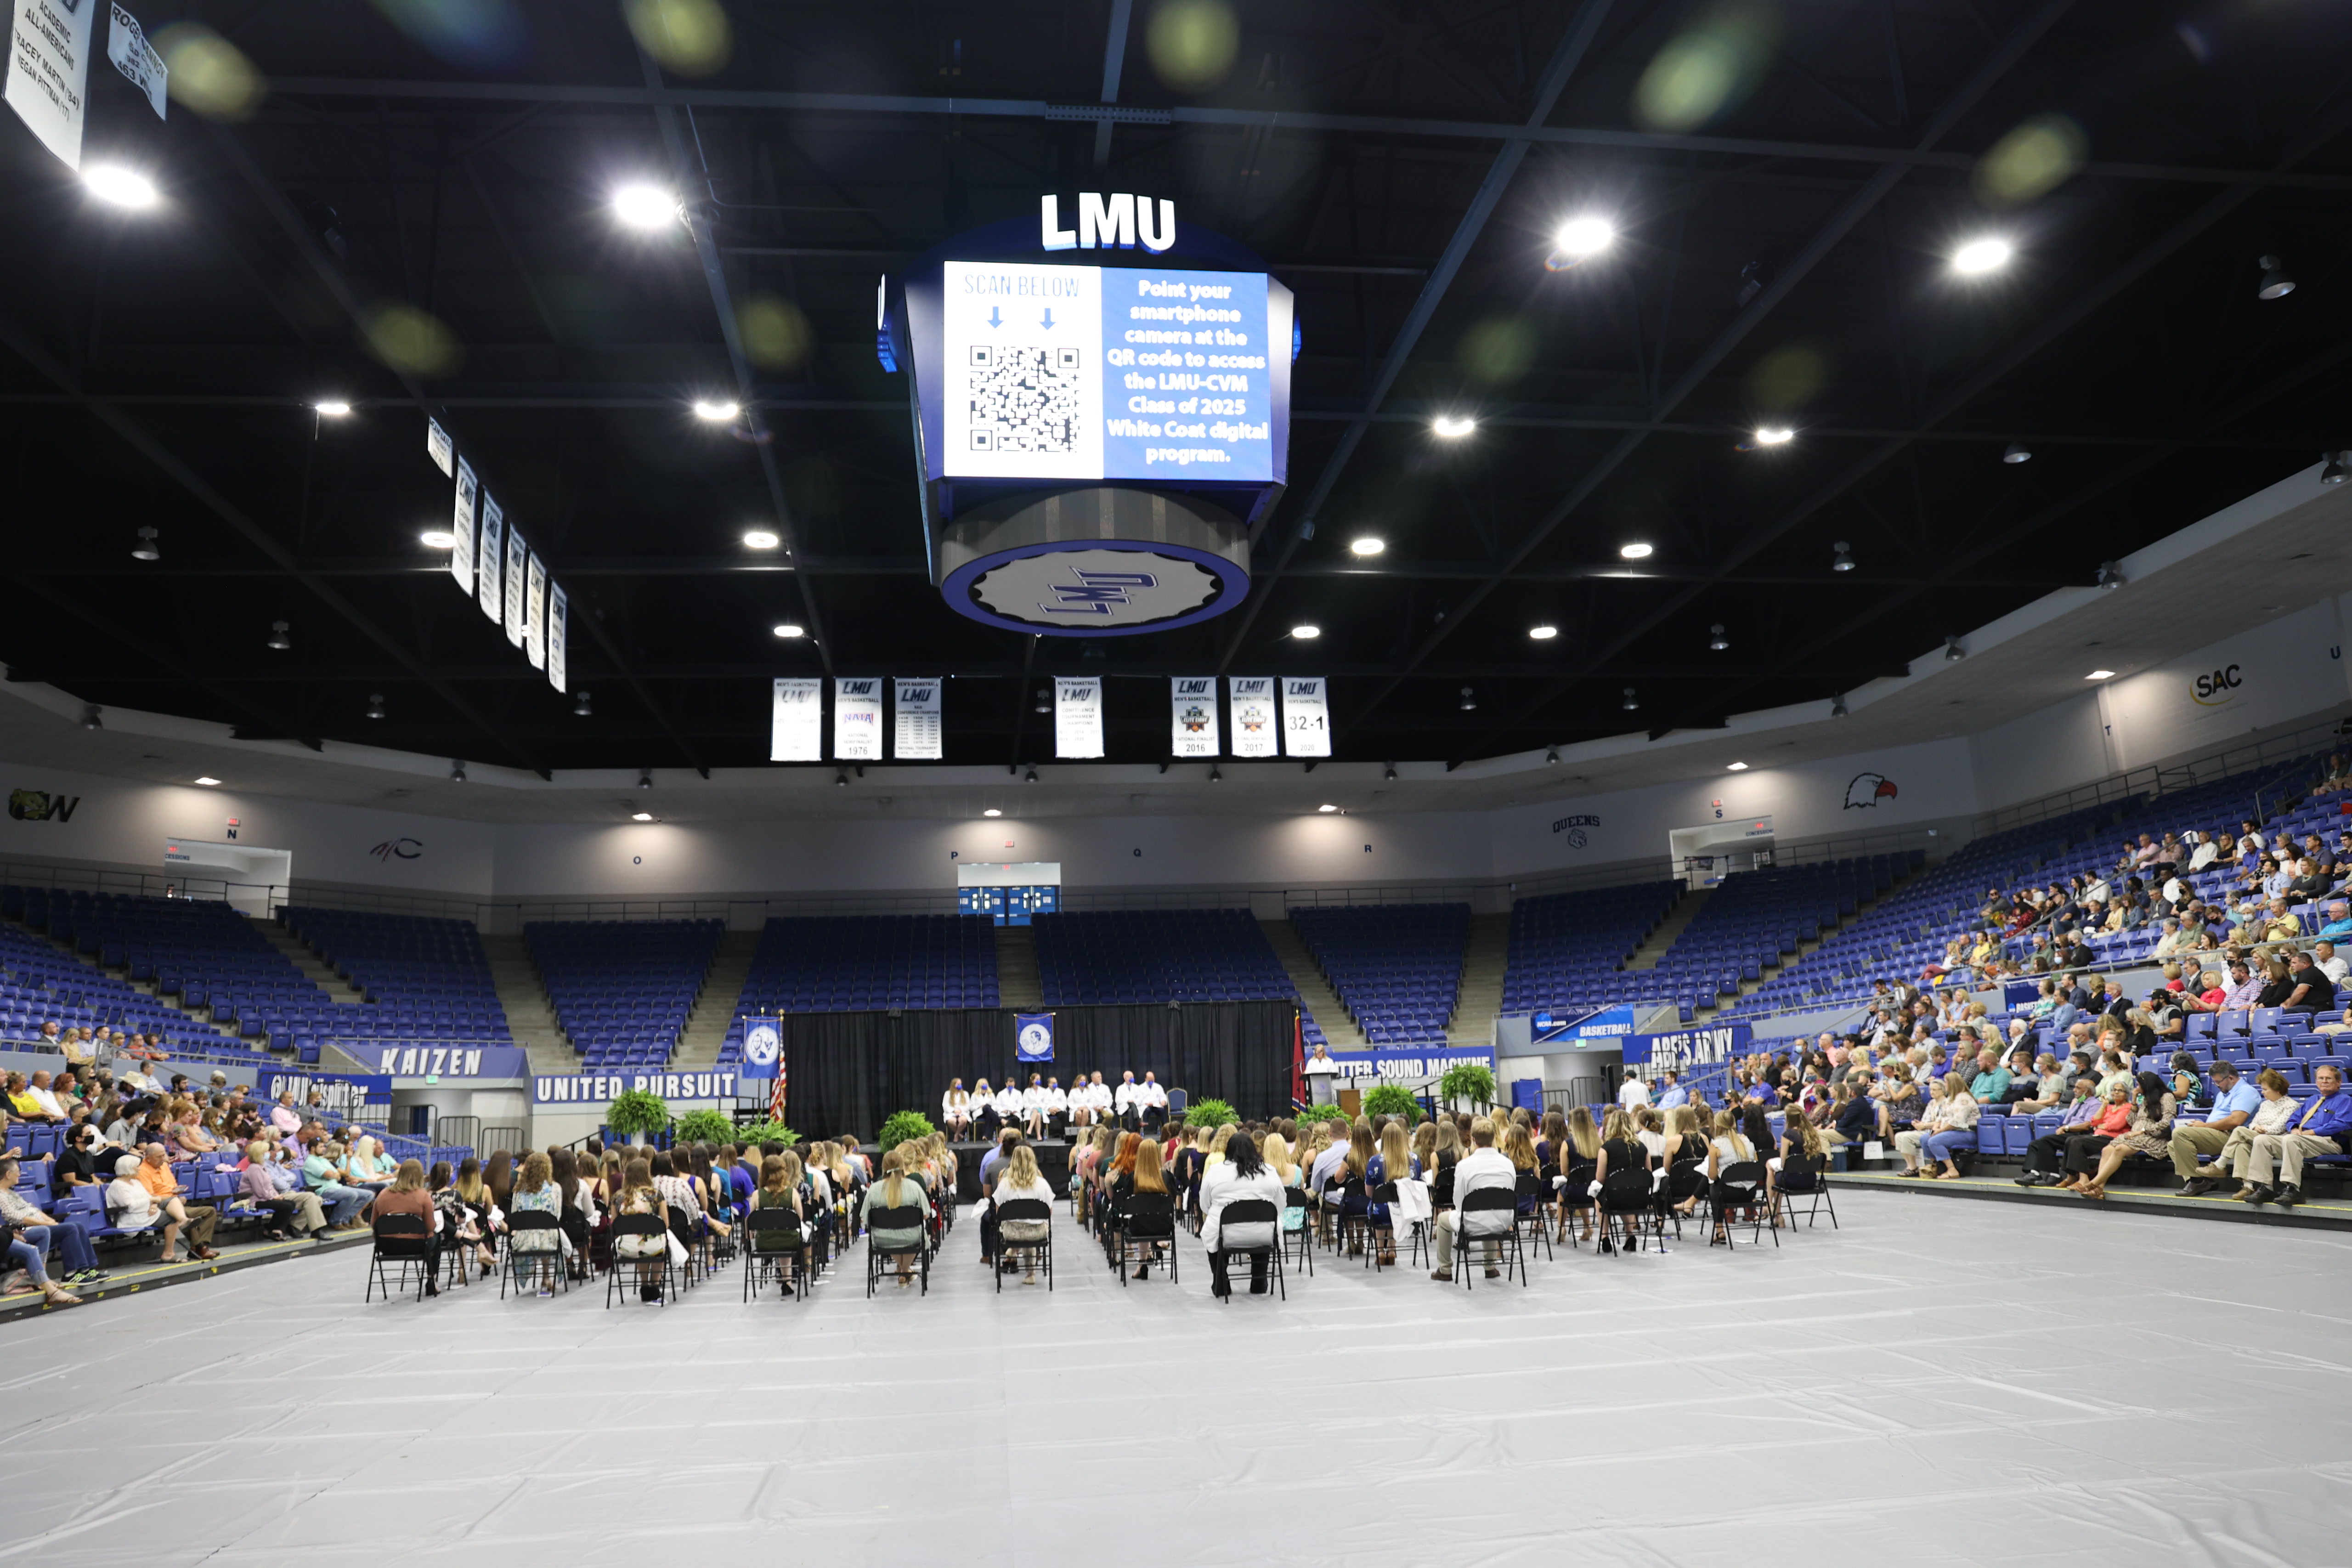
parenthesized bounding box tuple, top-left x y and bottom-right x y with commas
(1020, 1074, 1048, 1138)
(1042, 1077, 1069, 1140)
(1200, 1131, 1285, 1297)
(991, 1079, 1025, 1133)
(1137, 1071, 1170, 1130)
(1113, 1071, 1140, 1128)
(941, 1080, 973, 1138)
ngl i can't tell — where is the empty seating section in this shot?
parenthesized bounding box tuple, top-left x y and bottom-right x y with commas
(1501, 881, 1679, 1015)
(527, 919, 722, 1069)
(0, 895, 227, 1057)
(1291, 903, 1467, 1045)
(1649, 858, 1903, 1021)
(718, 915, 1000, 1063)
(1035, 909, 1294, 1007)
(281, 907, 512, 1044)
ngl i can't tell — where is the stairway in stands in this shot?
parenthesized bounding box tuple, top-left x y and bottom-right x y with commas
(13, 914, 245, 1048)
(1623, 887, 1712, 970)
(1261, 919, 1364, 1049)
(480, 932, 570, 1076)
(1448, 911, 1510, 1045)
(673, 928, 758, 1068)
(259, 921, 367, 1008)
(992, 924, 1043, 1010)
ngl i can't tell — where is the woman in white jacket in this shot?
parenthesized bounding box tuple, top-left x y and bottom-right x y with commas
(941, 1080, 973, 1138)
(1199, 1131, 1286, 1298)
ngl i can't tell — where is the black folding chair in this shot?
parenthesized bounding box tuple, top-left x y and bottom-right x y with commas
(1112, 1191, 1177, 1285)
(501, 1210, 568, 1299)
(365, 1212, 433, 1303)
(1513, 1172, 1555, 1263)
(1280, 1183, 1316, 1275)
(742, 1207, 809, 1302)
(1658, 1160, 1710, 1243)
(606, 1213, 677, 1306)
(1773, 1155, 1838, 1230)
(1362, 1181, 1398, 1270)
(666, 1204, 704, 1290)
(1452, 1186, 1522, 1289)
(1557, 1161, 1596, 1248)
(1594, 1167, 1659, 1256)
(1708, 1161, 1775, 1250)
(866, 1204, 929, 1296)
(1211, 1198, 1284, 1301)
(994, 1198, 1053, 1292)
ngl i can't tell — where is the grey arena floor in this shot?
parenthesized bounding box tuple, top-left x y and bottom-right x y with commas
(7, 1189, 2350, 1568)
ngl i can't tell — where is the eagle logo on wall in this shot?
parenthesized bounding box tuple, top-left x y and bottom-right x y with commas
(1843, 773, 1898, 809)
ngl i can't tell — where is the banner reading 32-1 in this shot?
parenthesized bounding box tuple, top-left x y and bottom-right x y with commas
(1281, 676, 1331, 758)
(834, 677, 884, 761)
(1170, 677, 1219, 758)
(770, 677, 822, 761)
(1056, 675, 1103, 758)
(1228, 677, 1277, 758)
(894, 677, 942, 760)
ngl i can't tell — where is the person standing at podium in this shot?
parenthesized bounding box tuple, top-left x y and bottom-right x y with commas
(1304, 1043, 1340, 1106)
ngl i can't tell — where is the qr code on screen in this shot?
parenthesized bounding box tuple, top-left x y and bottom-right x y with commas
(966, 344, 1082, 453)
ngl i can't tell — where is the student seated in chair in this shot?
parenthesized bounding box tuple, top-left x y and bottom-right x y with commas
(1429, 1119, 1513, 1284)
(1200, 1131, 1283, 1296)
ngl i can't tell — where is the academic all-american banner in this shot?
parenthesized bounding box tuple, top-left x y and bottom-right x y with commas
(1228, 676, 1277, 758)
(1170, 677, 1218, 758)
(894, 677, 942, 760)
(771, 677, 822, 761)
(477, 496, 503, 620)
(449, 458, 477, 591)
(1056, 675, 1103, 758)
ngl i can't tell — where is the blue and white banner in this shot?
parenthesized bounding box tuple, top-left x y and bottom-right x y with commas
(771, 677, 822, 761)
(737, 1017, 781, 1080)
(258, 1070, 392, 1116)
(1170, 676, 1218, 758)
(477, 495, 503, 621)
(1622, 1021, 1752, 1071)
(1319, 1045, 1493, 1082)
(450, 459, 477, 591)
(1531, 1004, 1638, 1047)
(350, 1044, 532, 1080)
(1016, 1013, 1054, 1062)
(533, 1070, 742, 1107)
(835, 677, 884, 762)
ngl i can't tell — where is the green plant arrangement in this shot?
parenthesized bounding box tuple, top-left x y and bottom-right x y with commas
(878, 1109, 937, 1153)
(606, 1088, 671, 1140)
(1360, 1084, 1422, 1122)
(1439, 1063, 1498, 1108)
(729, 1120, 800, 1148)
(1295, 1103, 1349, 1126)
(672, 1109, 735, 1145)
(1184, 1097, 1239, 1129)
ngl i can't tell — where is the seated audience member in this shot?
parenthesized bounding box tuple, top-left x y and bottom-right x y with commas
(2053, 1082, 2137, 1192)
(940, 1080, 973, 1138)
(1430, 1119, 1513, 1284)
(2074, 1072, 2179, 1200)
(1966, 1048, 2010, 1105)
(0, 1154, 102, 1291)
(2233, 1061, 2352, 1208)
(2173, 1060, 2262, 1195)
(1200, 1131, 1285, 1297)
(367, 1159, 442, 1297)
(2014, 1077, 2107, 1187)
(133, 1143, 219, 1260)
(2166, 1052, 2206, 1109)
(239, 1140, 324, 1238)
(50, 1123, 105, 1196)
(612, 1157, 677, 1302)
(2281, 950, 2337, 1015)
(303, 1142, 371, 1230)
(104, 1153, 190, 1264)
(504, 1151, 570, 1295)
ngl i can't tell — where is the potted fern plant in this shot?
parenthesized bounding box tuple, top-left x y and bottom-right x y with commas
(1361, 1084, 1422, 1123)
(878, 1109, 936, 1153)
(1184, 1098, 1238, 1129)
(607, 1088, 670, 1146)
(673, 1109, 735, 1145)
(1439, 1063, 1497, 1112)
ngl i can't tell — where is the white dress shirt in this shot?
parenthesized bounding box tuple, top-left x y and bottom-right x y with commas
(1199, 1164, 1285, 1251)
(1618, 1077, 1651, 1109)
(1043, 1087, 1068, 1114)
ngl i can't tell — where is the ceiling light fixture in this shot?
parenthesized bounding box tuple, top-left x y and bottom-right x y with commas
(1384, 763, 1398, 781)
(1317, 803, 1338, 813)
(1432, 414, 1477, 439)
(194, 776, 221, 787)
(313, 400, 352, 419)
(1544, 748, 1560, 765)
(574, 690, 593, 717)
(1209, 765, 1222, 783)
(2096, 560, 2125, 590)
(1952, 236, 2013, 275)
(835, 768, 848, 787)
(1618, 542, 1653, 560)
(2086, 669, 2116, 680)
(983, 807, 1002, 818)
(1727, 761, 1749, 771)
(632, 811, 654, 821)
(418, 529, 456, 549)
(1025, 766, 1038, 784)
(266, 620, 291, 651)
(742, 529, 781, 549)
(79, 704, 102, 731)
(1831, 540, 1854, 572)
(2002, 442, 2032, 464)
(131, 526, 159, 562)
(638, 768, 653, 790)
(83, 164, 158, 208)
(1290, 623, 1321, 639)
(772, 623, 805, 638)
(2322, 452, 2349, 486)
(1349, 536, 1385, 557)
(612, 183, 679, 229)
(1528, 623, 1558, 641)
(366, 693, 386, 720)
(2258, 254, 2297, 301)
(1750, 425, 1795, 447)
(450, 759, 467, 783)
(692, 399, 741, 423)
(1708, 623, 1729, 651)
(1622, 687, 1638, 711)
(1830, 693, 1849, 718)
(1034, 685, 1051, 714)
(1459, 686, 1477, 711)
(1944, 636, 1965, 662)
(1546, 214, 1616, 268)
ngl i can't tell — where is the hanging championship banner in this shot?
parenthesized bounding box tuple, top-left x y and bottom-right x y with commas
(1055, 675, 1103, 759)
(834, 677, 883, 761)
(1282, 676, 1331, 758)
(106, 5, 166, 121)
(524, 553, 547, 670)
(425, 417, 454, 478)
(737, 1017, 780, 1080)
(1228, 676, 1277, 758)
(6, 0, 96, 168)
(1171, 676, 1218, 758)
(545, 583, 568, 693)
(476, 497, 503, 620)
(503, 524, 527, 647)
(770, 677, 822, 761)
(449, 459, 477, 592)
(894, 676, 942, 760)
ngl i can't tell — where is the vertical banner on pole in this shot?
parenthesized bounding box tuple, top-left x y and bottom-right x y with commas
(1228, 677, 1278, 758)
(476, 497, 503, 621)
(1055, 676, 1103, 759)
(425, 418, 454, 477)
(524, 553, 548, 670)
(545, 583, 568, 694)
(5, 0, 96, 168)
(893, 677, 942, 760)
(1282, 676, 1332, 758)
(503, 525, 527, 647)
(1171, 677, 1219, 758)
(105, 5, 167, 121)
(770, 677, 822, 761)
(833, 677, 883, 761)
(449, 460, 477, 593)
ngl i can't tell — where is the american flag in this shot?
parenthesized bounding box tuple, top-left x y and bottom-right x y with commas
(768, 1053, 788, 1123)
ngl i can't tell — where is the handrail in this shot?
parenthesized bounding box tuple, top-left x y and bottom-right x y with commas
(1972, 715, 2341, 838)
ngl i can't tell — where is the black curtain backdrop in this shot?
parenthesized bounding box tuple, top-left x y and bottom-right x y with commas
(777, 1002, 1295, 1140)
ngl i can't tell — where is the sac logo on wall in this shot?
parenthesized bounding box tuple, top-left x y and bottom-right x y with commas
(8, 789, 79, 822)
(2191, 663, 2243, 707)
(1843, 773, 1898, 809)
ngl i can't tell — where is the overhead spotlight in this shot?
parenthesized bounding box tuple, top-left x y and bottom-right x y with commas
(1024, 766, 1038, 784)
(1618, 542, 1653, 560)
(2258, 254, 2297, 301)
(83, 164, 158, 208)
(1034, 685, 1052, 714)
(131, 526, 159, 561)
(631, 811, 654, 821)
(193, 776, 221, 787)
(418, 529, 457, 549)
(450, 759, 467, 784)
(1459, 686, 1477, 712)
(79, 703, 102, 731)
(1831, 540, 1854, 572)
(574, 690, 593, 717)
(1830, 693, 1849, 718)
(2086, 669, 2116, 681)
(1209, 765, 1222, 783)
(692, 399, 741, 423)
(1290, 623, 1321, 639)
(835, 768, 848, 788)
(1544, 748, 1559, 765)
(612, 183, 679, 229)
(1708, 623, 1729, 651)
(2002, 442, 2032, 464)
(1545, 214, 1615, 268)
(742, 529, 781, 549)
(1951, 236, 2013, 275)
(1528, 623, 1559, 641)
(1750, 425, 1795, 447)
(1726, 761, 1749, 772)
(1944, 636, 1965, 662)
(1621, 687, 1638, 711)
(313, 400, 353, 419)
(267, 620, 291, 651)
(1317, 803, 1338, 813)
(2096, 560, 2125, 590)
(983, 807, 1003, 818)
(1349, 536, 1385, 557)
(1384, 763, 1397, 781)
(638, 768, 653, 790)
(366, 693, 386, 720)
(2322, 452, 2349, 486)
(1432, 414, 1477, 439)
(772, 623, 806, 639)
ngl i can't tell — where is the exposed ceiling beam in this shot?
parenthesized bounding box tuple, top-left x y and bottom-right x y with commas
(10, 659, 1909, 686)
(1094, 0, 1135, 167)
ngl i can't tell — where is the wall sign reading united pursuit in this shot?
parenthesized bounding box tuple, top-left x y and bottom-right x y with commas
(533, 1070, 742, 1106)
